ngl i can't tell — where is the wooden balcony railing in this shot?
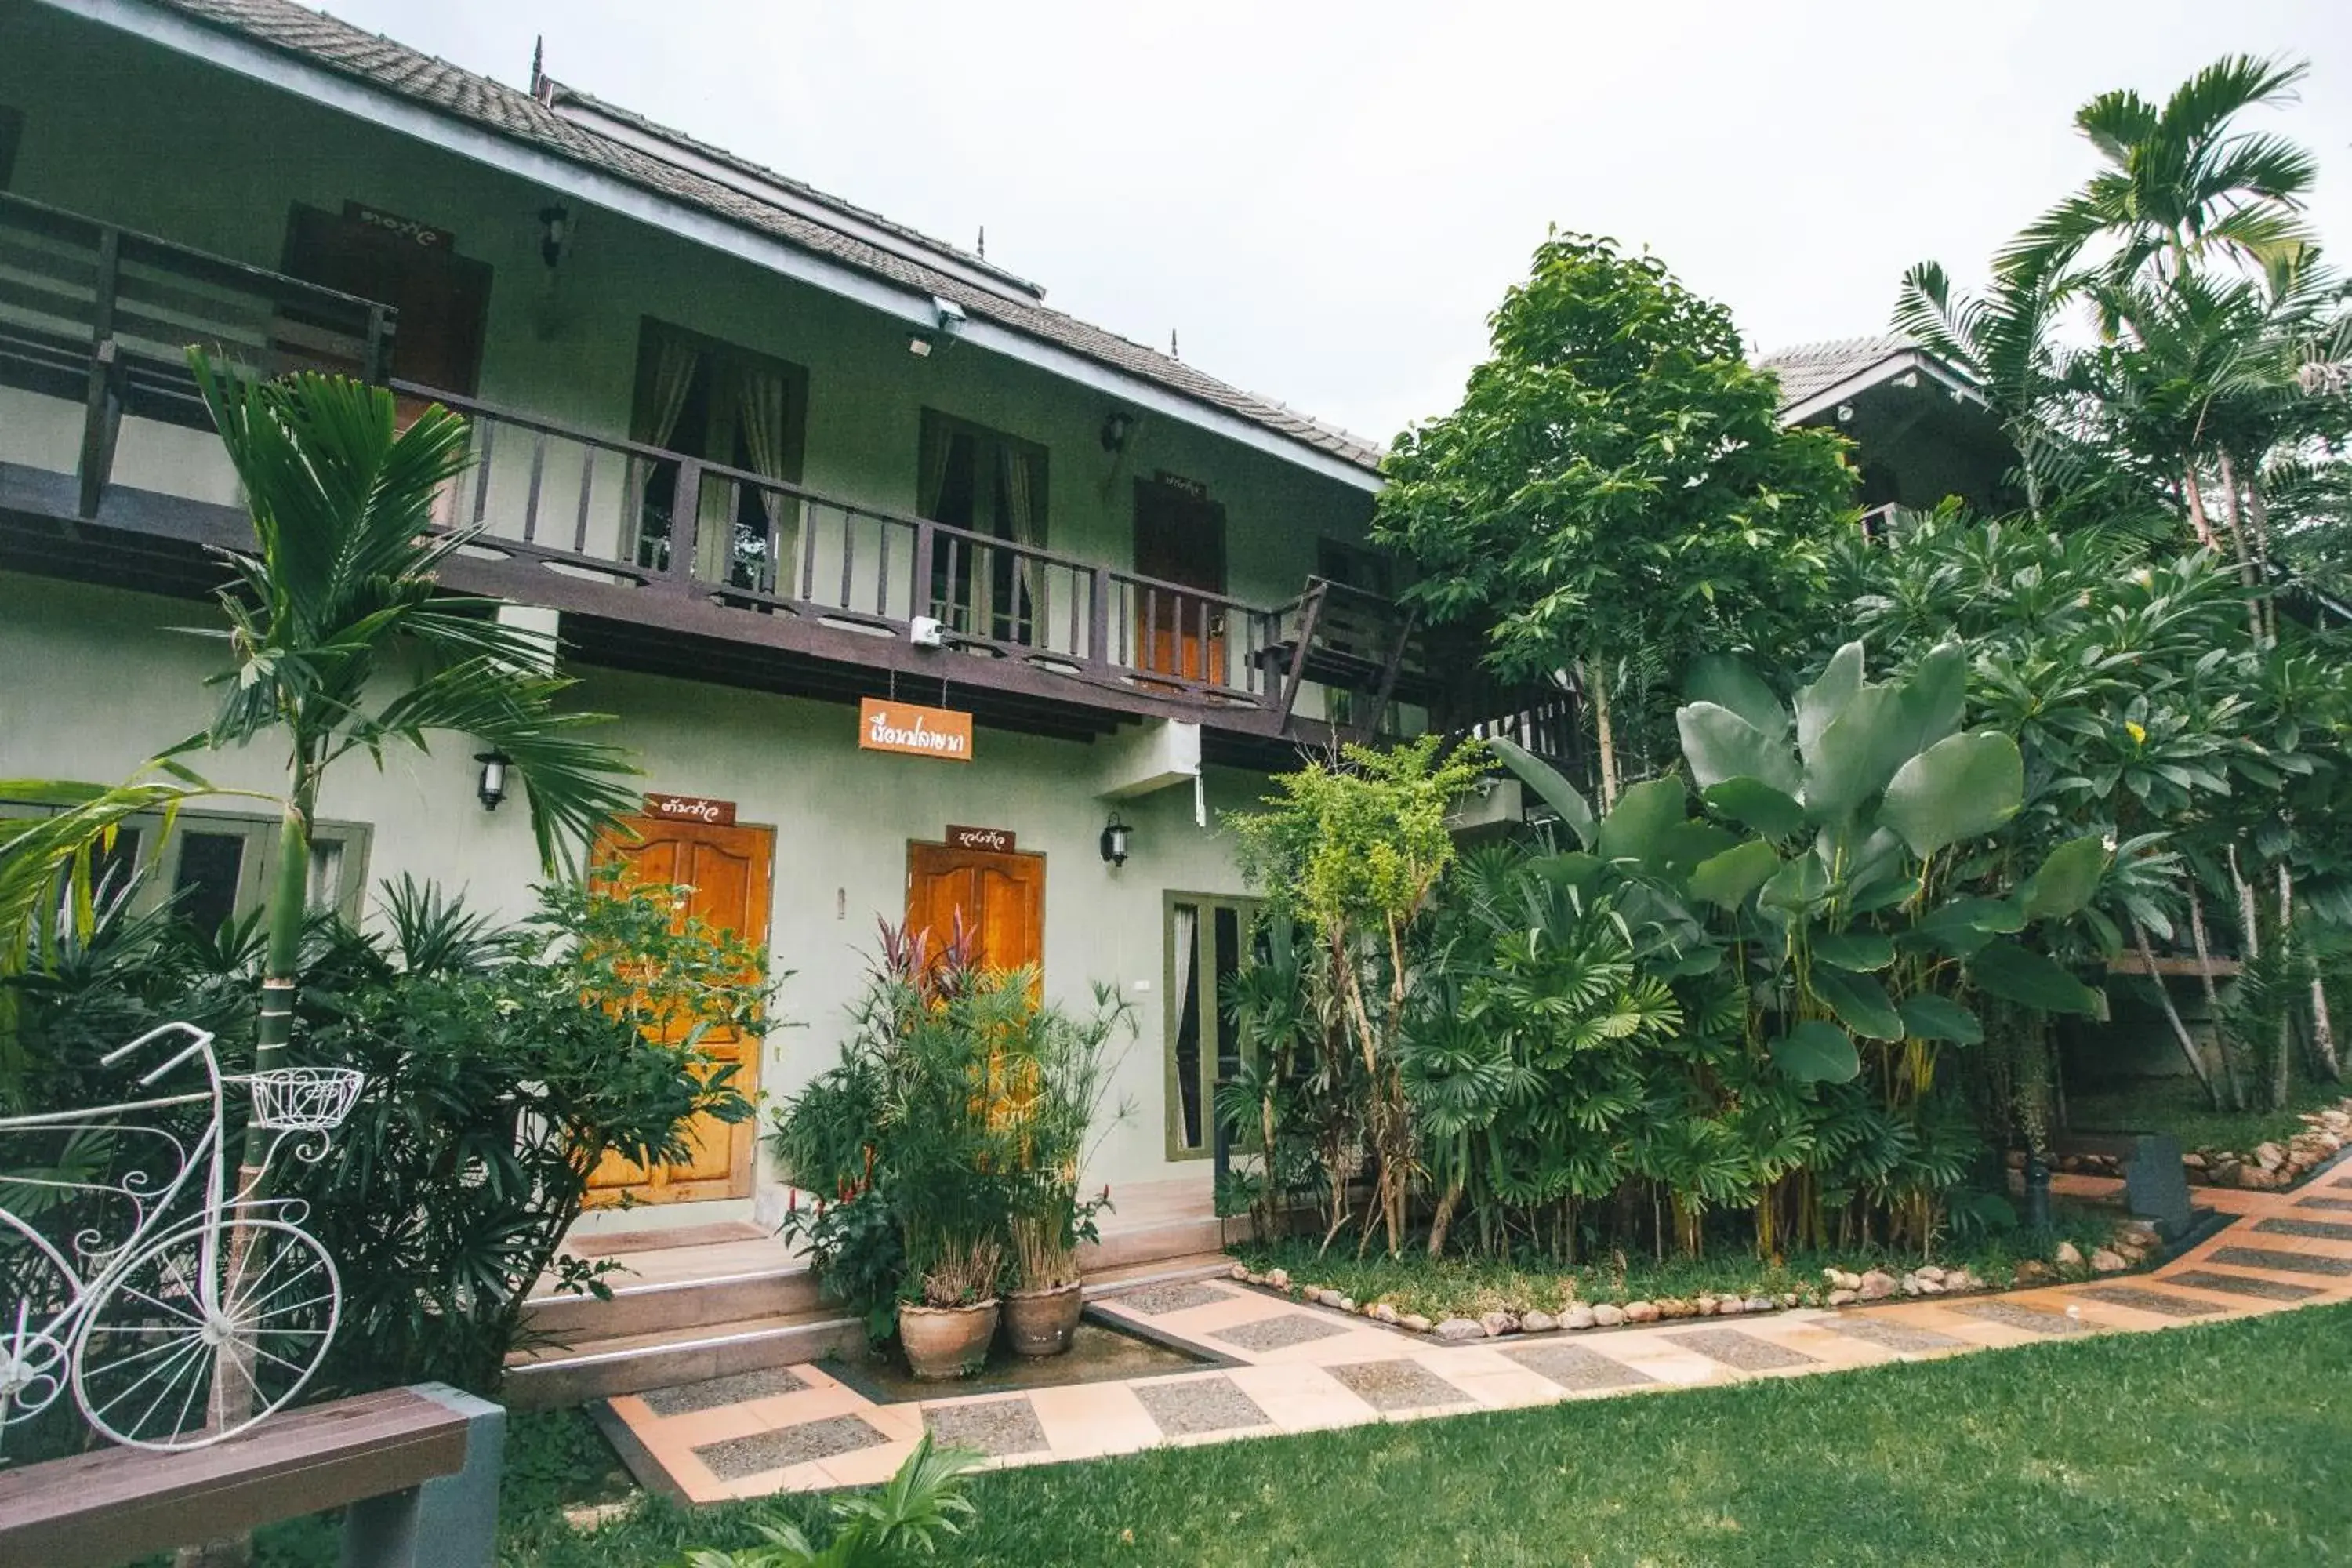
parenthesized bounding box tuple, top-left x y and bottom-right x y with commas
(0, 191, 392, 516)
(0, 190, 1423, 741)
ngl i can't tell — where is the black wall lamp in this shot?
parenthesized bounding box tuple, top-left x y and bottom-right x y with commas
(475, 751, 512, 811)
(1098, 811, 1132, 868)
(537, 205, 570, 270)
(1100, 409, 1135, 454)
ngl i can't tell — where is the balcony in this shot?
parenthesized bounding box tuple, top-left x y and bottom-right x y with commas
(0, 193, 1430, 757)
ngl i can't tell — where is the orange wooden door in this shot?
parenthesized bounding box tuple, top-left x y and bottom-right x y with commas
(586, 815, 773, 1207)
(906, 841, 1044, 983)
(1133, 478, 1228, 684)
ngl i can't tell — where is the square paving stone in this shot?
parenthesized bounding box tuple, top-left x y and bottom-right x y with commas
(639, 1367, 809, 1418)
(924, 1396, 1048, 1457)
(694, 1414, 887, 1480)
(2254, 1216, 2352, 1242)
(1501, 1342, 1657, 1391)
(2074, 1285, 2228, 1319)
(1817, 1316, 1967, 1353)
(1670, 1328, 1820, 1370)
(1953, 1301, 2091, 1336)
(1112, 1281, 1235, 1316)
(2292, 1196, 2352, 1212)
(1132, 1375, 1271, 1437)
(2166, 1269, 2321, 1302)
(2209, 1246, 2352, 1277)
(1323, 1359, 1474, 1413)
(1210, 1313, 1350, 1352)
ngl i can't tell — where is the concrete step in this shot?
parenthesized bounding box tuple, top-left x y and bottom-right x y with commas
(523, 1262, 824, 1344)
(503, 1307, 865, 1410)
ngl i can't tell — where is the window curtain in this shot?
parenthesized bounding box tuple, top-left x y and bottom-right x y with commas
(997, 441, 1041, 644)
(1170, 904, 1201, 1150)
(630, 336, 701, 570)
(916, 420, 961, 622)
(734, 362, 793, 593)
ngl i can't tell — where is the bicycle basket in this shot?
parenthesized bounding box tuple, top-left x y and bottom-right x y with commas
(247, 1068, 365, 1132)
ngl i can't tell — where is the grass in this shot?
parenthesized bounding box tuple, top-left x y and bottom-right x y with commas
(240, 1302, 2352, 1566)
(2067, 1073, 2347, 1156)
(1224, 1205, 2122, 1324)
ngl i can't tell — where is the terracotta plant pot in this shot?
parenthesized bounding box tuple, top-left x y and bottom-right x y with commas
(898, 1298, 1000, 1381)
(1004, 1282, 1083, 1357)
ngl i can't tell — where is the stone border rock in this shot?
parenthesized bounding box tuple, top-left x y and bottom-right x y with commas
(2044, 1098, 2352, 1192)
(1225, 1218, 2165, 1343)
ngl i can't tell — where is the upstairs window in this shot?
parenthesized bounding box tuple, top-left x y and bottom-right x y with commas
(917, 411, 1047, 645)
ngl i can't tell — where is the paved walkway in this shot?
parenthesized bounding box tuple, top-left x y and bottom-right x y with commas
(600, 1168, 2352, 1501)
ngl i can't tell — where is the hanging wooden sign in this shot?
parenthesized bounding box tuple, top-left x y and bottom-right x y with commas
(860, 698, 974, 761)
(946, 823, 1016, 853)
(642, 791, 736, 826)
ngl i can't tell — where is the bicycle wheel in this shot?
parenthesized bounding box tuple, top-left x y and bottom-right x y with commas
(71, 1219, 339, 1450)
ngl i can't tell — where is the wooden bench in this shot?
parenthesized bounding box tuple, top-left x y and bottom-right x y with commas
(0, 1384, 503, 1568)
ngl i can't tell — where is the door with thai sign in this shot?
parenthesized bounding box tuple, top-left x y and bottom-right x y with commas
(906, 841, 1044, 985)
(1133, 477, 1228, 684)
(586, 815, 773, 1206)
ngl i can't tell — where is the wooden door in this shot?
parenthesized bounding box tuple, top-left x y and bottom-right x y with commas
(1133, 477, 1228, 683)
(586, 815, 774, 1207)
(906, 841, 1044, 984)
(282, 205, 492, 397)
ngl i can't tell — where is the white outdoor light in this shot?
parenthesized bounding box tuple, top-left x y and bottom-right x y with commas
(475, 750, 511, 811)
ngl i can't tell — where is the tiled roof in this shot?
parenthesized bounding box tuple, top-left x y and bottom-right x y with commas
(147, 0, 1386, 474)
(1755, 336, 1924, 412)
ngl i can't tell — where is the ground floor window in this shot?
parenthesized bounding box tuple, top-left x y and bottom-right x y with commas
(1166, 894, 1255, 1160)
(0, 802, 371, 935)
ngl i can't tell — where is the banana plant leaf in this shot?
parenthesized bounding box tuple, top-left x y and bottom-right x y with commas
(2020, 835, 2110, 921)
(1678, 702, 1800, 795)
(1809, 930, 1895, 971)
(1685, 654, 1787, 738)
(1595, 777, 1687, 865)
(1878, 731, 2024, 857)
(1702, 778, 1807, 840)
(1490, 738, 1596, 851)
(1811, 965, 1905, 1040)
(1772, 1020, 1860, 1084)
(1966, 938, 2104, 1014)
(1687, 840, 1780, 909)
(1897, 993, 1985, 1044)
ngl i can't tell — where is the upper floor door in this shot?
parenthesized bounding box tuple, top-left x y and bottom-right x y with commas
(1133, 475, 1227, 683)
(629, 319, 808, 590)
(281, 203, 491, 397)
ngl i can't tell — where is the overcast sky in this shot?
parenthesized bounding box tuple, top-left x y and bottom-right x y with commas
(329, 0, 2352, 446)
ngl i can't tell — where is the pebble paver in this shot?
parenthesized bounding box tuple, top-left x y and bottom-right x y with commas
(1953, 1300, 2092, 1336)
(695, 1414, 888, 1480)
(2074, 1285, 2228, 1319)
(1669, 1328, 1819, 1370)
(2165, 1269, 2321, 1302)
(641, 1367, 808, 1417)
(1323, 1359, 1473, 1412)
(924, 1396, 1050, 1457)
(1111, 1281, 1235, 1316)
(1210, 1313, 1352, 1352)
(1133, 1375, 1272, 1436)
(1816, 1316, 1968, 1352)
(608, 1164, 2352, 1500)
(2253, 1216, 2352, 1242)
(2209, 1246, 2352, 1276)
(1501, 1341, 1658, 1390)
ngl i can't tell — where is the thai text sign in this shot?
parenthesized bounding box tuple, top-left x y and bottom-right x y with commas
(860, 699, 973, 761)
(643, 792, 736, 826)
(946, 823, 1015, 852)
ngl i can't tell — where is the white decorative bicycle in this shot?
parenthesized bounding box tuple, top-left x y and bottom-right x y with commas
(0, 1023, 361, 1451)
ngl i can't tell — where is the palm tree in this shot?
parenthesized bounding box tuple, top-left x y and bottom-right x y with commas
(2000, 54, 2318, 289)
(184, 350, 639, 1098)
(1890, 254, 2079, 515)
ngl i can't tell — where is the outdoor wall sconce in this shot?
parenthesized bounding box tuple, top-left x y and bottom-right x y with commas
(1098, 811, 1132, 868)
(537, 205, 570, 270)
(1100, 410, 1135, 454)
(475, 751, 512, 812)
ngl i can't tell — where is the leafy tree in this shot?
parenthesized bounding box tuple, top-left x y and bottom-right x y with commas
(1374, 233, 1854, 807)
(1228, 737, 1489, 1255)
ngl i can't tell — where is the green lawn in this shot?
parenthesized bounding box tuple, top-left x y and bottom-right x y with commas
(2067, 1073, 2346, 1156)
(242, 1302, 2350, 1567)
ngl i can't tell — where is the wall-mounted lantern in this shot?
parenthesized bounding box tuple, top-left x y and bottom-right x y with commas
(1098, 811, 1132, 868)
(1100, 410, 1135, 454)
(475, 751, 512, 812)
(537, 205, 570, 270)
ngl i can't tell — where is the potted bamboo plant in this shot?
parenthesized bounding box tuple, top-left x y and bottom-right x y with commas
(1002, 982, 1135, 1357)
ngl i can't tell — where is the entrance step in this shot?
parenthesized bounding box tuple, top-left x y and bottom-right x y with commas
(503, 1306, 864, 1410)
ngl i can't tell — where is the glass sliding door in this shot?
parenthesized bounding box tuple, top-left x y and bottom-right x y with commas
(1165, 894, 1255, 1160)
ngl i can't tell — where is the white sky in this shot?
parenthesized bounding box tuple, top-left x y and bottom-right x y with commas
(327, 0, 2352, 447)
